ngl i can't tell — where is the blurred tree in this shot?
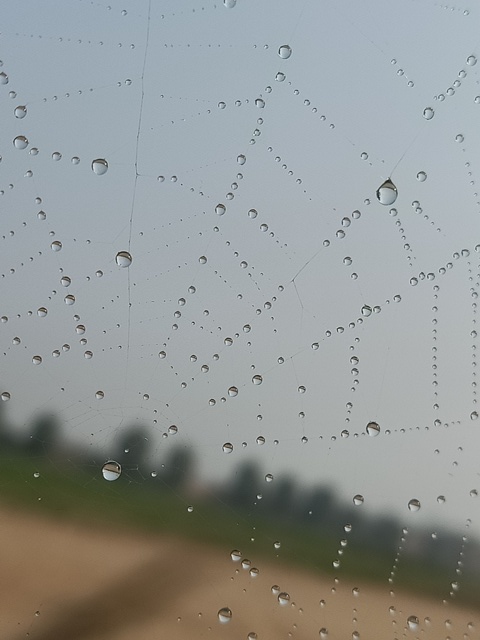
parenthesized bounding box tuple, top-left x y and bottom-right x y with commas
(263, 475, 298, 520)
(25, 412, 61, 454)
(113, 426, 150, 469)
(161, 445, 195, 491)
(300, 485, 337, 527)
(225, 461, 261, 509)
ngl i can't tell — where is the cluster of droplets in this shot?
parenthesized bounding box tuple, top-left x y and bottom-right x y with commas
(434, 54, 477, 104)
(389, 57, 415, 88)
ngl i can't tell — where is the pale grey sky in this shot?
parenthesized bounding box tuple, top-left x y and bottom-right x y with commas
(1, 0, 480, 537)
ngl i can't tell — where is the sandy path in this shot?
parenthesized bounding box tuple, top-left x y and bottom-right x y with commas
(0, 506, 477, 640)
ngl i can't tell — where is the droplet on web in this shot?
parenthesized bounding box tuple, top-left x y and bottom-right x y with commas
(278, 592, 290, 605)
(376, 179, 397, 205)
(222, 442, 233, 454)
(353, 494, 364, 506)
(278, 44, 292, 59)
(102, 460, 122, 481)
(91, 158, 108, 175)
(13, 135, 28, 149)
(407, 615, 419, 631)
(366, 421, 380, 437)
(423, 107, 434, 120)
(408, 498, 421, 512)
(14, 105, 27, 119)
(252, 374, 263, 385)
(217, 607, 232, 623)
(116, 251, 132, 267)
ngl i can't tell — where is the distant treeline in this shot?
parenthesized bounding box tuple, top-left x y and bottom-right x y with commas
(2, 408, 480, 579)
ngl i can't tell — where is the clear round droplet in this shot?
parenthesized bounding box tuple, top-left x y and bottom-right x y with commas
(222, 442, 233, 454)
(0, 72, 9, 84)
(278, 592, 290, 605)
(215, 203, 226, 215)
(217, 607, 232, 624)
(407, 615, 419, 631)
(265, 473, 274, 483)
(319, 628, 329, 639)
(408, 498, 421, 512)
(366, 421, 380, 437)
(278, 44, 292, 59)
(95, 390, 104, 399)
(116, 251, 132, 267)
(423, 107, 434, 120)
(14, 105, 27, 119)
(51, 240, 62, 252)
(13, 136, 28, 150)
(467, 55, 477, 66)
(361, 305, 372, 317)
(255, 98, 265, 108)
(252, 374, 263, 385)
(353, 494, 364, 506)
(228, 386, 238, 397)
(32, 355, 42, 365)
(224, 0, 236, 6)
(102, 460, 122, 481)
(37, 307, 48, 317)
(416, 171, 427, 182)
(1, 392, 10, 401)
(376, 179, 397, 205)
(470, 411, 478, 420)
(91, 158, 108, 175)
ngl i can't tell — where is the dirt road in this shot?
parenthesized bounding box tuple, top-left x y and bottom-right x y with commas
(0, 505, 477, 639)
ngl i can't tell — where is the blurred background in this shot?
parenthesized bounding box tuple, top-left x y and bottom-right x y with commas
(1, 0, 480, 638)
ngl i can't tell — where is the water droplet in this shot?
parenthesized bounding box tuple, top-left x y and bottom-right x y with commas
(408, 498, 421, 512)
(231, 550, 242, 561)
(64, 294, 75, 305)
(467, 54, 477, 66)
(273, 541, 281, 549)
(376, 179, 397, 205)
(215, 203, 226, 215)
(224, 0, 236, 6)
(247, 633, 258, 640)
(71, 156, 80, 164)
(437, 495, 446, 504)
(276, 72, 286, 82)
(51, 240, 62, 252)
(255, 98, 265, 108)
(471, 411, 478, 420)
(13, 135, 28, 150)
(217, 607, 232, 624)
(95, 390, 104, 399)
(102, 460, 121, 481)
(361, 305, 372, 317)
(37, 307, 48, 317)
(32, 355, 42, 365)
(228, 386, 238, 397)
(91, 158, 108, 175)
(319, 628, 329, 639)
(199, 255, 207, 264)
(223, 442, 233, 454)
(278, 45, 292, 59)
(116, 251, 132, 267)
(423, 107, 434, 120)
(265, 473, 274, 483)
(407, 615, 419, 631)
(14, 105, 27, 119)
(252, 374, 263, 385)
(470, 489, 478, 497)
(416, 171, 427, 182)
(278, 592, 290, 605)
(1, 392, 10, 401)
(366, 421, 380, 437)
(0, 72, 8, 84)
(353, 494, 364, 506)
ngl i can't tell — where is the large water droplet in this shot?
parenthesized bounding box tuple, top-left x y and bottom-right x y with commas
(51, 240, 62, 252)
(416, 171, 427, 182)
(278, 592, 290, 605)
(0, 72, 9, 84)
(353, 494, 364, 506)
(91, 158, 108, 175)
(423, 107, 434, 120)
(14, 105, 27, 119)
(215, 203, 226, 215)
(217, 607, 232, 623)
(32, 355, 42, 365)
(278, 44, 292, 59)
(376, 179, 397, 205)
(408, 498, 421, 512)
(366, 421, 380, 437)
(222, 442, 233, 454)
(1, 392, 11, 401)
(252, 374, 263, 385)
(13, 135, 28, 150)
(102, 460, 122, 481)
(231, 549, 242, 561)
(407, 615, 419, 631)
(467, 54, 477, 66)
(228, 386, 238, 397)
(116, 251, 132, 267)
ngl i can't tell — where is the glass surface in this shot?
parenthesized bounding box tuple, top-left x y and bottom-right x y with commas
(1, 1, 479, 638)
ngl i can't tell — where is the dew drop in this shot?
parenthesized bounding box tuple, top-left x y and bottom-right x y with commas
(222, 442, 233, 454)
(32, 355, 42, 365)
(319, 628, 329, 639)
(102, 460, 121, 481)
(13, 136, 28, 150)
(215, 203, 226, 215)
(255, 98, 265, 108)
(116, 251, 132, 267)
(252, 374, 263, 385)
(471, 411, 478, 420)
(199, 255, 207, 264)
(37, 307, 48, 317)
(91, 158, 108, 175)
(1, 392, 10, 401)
(361, 305, 372, 317)
(353, 494, 364, 506)
(51, 240, 62, 252)
(0, 72, 8, 84)
(223, 0, 236, 6)
(416, 171, 427, 182)
(265, 473, 274, 483)
(278, 592, 290, 605)
(14, 105, 27, 119)
(278, 44, 292, 59)
(408, 498, 421, 512)
(423, 107, 434, 120)
(231, 549, 242, 561)
(366, 421, 380, 437)
(217, 607, 232, 624)
(467, 55, 477, 66)
(376, 179, 397, 205)
(95, 390, 104, 399)
(407, 615, 419, 631)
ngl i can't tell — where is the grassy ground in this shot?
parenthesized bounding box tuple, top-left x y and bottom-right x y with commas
(1, 450, 478, 609)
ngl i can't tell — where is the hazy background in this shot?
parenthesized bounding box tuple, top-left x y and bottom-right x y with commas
(0, 2, 480, 635)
